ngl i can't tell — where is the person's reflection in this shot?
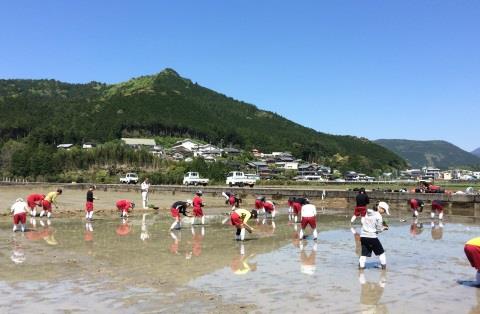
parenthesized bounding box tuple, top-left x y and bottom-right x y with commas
(84, 222, 94, 242)
(40, 219, 57, 246)
(300, 242, 317, 276)
(230, 244, 257, 275)
(469, 286, 480, 313)
(410, 218, 424, 237)
(359, 270, 388, 313)
(351, 227, 362, 257)
(191, 226, 205, 257)
(431, 220, 444, 240)
(140, 213, 150, 242)
(170, 230, 181, 255)
(116, 218, 132, 237)
(292, 223, 301, 248)
(10, 238, 26, 265)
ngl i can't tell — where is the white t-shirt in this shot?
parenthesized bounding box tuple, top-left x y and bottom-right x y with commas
(141, 181, 150, 192)
(11, 201, 28, 215)
(360, 209, 384, 238)
(301, 204, 317, 217)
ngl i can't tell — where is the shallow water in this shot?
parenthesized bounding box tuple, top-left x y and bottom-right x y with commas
(1, 212, 479, 313)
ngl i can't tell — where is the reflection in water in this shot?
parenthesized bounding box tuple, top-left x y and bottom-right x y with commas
(431, 221, 444, 240)
(300, 242, 317, 276)
(84, 222, 94, 242)
(10, 237, 26, 264)
(170, 231, 181, 255)
(230, 244, 257, 275)
(116, 219, 132, 237)
(351, 227, 361, 257)
(140, 214, 150, 241)
(471, 289, 480, 314)
(410, 218, 424, 237)
(191, 226, 205, 257)
(359, 270, 388, 313)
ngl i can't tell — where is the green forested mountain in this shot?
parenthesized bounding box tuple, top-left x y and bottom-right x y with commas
(0, 69, 406, 179)
(375, 139, 480, 169)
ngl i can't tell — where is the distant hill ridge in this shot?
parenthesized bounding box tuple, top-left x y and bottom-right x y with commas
(375, 139, 480, 168)
(0, 68, 406, 174)
(471, 147, 480, 157)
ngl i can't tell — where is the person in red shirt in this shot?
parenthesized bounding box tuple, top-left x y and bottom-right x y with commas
(192, 190, 205, 225)
(408, 198, 424, 218)
(263, 200, 276, 221)
(26, 193, 44, 217)
(116, 199, 135, 218)
(255, 196, 265, 215)
(292, 199, 302, 223)
(431, 200, 446, 220)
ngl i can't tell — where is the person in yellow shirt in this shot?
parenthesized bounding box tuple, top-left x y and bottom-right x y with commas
(40, 189, 62, 218)
(230, 208, 257, 241)
(465, 237, 480, 284)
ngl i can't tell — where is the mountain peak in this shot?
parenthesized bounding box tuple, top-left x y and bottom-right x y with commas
(158, 68, 180, 78)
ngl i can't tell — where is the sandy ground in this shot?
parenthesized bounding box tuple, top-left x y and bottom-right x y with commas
(0, 185, 347, 217)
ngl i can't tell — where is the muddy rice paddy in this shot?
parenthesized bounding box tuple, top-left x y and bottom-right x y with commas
(1, 186, 479, 313)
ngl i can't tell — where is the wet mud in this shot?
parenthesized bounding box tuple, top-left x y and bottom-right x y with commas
(1, 186, 479, 313)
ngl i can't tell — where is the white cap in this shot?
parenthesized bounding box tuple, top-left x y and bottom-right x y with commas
(378, 201, 390, 215)
(16, 198, 24, 202)
(186, 199, 192, 205)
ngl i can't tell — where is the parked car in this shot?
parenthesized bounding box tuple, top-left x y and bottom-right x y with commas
(226, 171, 256, 187)
(120, 173, 139, 184)
(183, 172, 209, 186)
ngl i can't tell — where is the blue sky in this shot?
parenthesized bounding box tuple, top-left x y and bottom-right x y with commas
(1, 1, 479, 151)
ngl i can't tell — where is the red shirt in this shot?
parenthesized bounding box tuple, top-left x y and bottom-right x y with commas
(193, 196, 203, 209)
(116, 199, 132, 210)
(27, 194, 44, 203)
(255, 199, 264, 209)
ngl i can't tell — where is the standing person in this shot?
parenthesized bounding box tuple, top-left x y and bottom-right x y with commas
(431, 200, 446, 220)
(40, 189, 62, 218)
(192, 190, 205, 225)
(169, 200, 192, 230)
(408, 198, 424, 218)
(116, 199, 135, 218)
(299, 199, 318, 241)
(351, 188, 369, 224)
(26, 193, 44, 217)
(464, 237, 480, 285)
(358, 201, 390, 270)
(141, 178, 150, 209)
(85, 185, 97, 221)
(230, 208, 256, 241)
(11, 198, 29, 232)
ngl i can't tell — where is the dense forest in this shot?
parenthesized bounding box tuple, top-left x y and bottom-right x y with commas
(0, 69, 407, 182)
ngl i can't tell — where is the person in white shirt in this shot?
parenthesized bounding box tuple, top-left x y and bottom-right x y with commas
(141, 178, 150, 209)
(11, 198, 29, 232)
(299, 199, 318, 241)
(359, 201, 390, 270)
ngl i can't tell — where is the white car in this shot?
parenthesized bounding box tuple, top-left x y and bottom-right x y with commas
(120, 173, 139, 184)
(183, 172, 209, 186)
(226, 171, 256, 187)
